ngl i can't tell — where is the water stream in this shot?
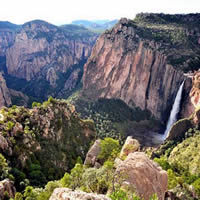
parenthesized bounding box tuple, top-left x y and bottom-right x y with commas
(162, 81, 185, 140)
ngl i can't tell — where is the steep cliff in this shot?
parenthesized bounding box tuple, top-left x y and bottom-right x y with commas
(0, 21, 19, 57)
(83, 14, 200, 121)
(5, 20, 98, 102)
(0, 72, 11, 107)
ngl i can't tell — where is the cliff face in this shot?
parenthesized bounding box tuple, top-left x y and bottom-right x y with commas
(0, 22, 18, 57)
(83, 14, 200, 121)
(4, 20, 98, 101)
(0, 72, 11, 107)
(6, 20, 97, 81)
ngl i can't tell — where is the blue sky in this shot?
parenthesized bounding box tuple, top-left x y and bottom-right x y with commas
(1, 0, 200, 25)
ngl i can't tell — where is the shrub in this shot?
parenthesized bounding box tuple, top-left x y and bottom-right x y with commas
(192, 178, 200, 197)
(98, 138, 121, 163)
(6, 121, 15, 131)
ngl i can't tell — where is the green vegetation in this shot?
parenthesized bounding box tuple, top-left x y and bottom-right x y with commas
(5, 60, 86, 107)
(98, 137, 121, 163)
(69, 96, 161, 144)
(18, 137, 159, 200)
(0, 97, 95, 193)
(151, 113, 200, 198)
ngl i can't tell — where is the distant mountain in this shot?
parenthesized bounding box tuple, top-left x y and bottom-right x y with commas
(59, 24, 98, 37)
(0, 19, 98, 107)
(71, 19, 118, 33)
(0, 21, 21, 30)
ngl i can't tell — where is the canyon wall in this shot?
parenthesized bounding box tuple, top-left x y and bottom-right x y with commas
(83, 15, 200, 121)
(6, 20, 97, 83)
(0, 72, 11, 107)
(0, 20, 98, 104)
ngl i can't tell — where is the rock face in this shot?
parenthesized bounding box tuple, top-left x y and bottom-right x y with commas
(0, 179, 16, 199)
(50, 188, 111, 200)
(167, 118, 192, 140)
(83, 14, 200, 121)
(0, 72, 11, 107)
(116, 152, 168, 200)
(4, 20, 98, 101)
(119, 136, 140, 159)
(84, 139, 101, 167)
(6, 20, 97, 81)
(0, 21, 19, 57)
(190, 71, 200, 108)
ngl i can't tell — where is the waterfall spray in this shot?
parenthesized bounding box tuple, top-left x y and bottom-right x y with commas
(163, 81, 185, 140)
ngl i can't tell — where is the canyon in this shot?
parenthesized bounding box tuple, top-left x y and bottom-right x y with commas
(0, 20, 99, 106)
(83, 14, 200, 122)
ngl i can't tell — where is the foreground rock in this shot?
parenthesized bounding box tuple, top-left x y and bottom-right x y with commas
(0, 179, 16, 199)
(84, 139, 101, 167)
(119, 136, 140, 159)
(49, 188, 111, 200)
(116, 152, 168, 200)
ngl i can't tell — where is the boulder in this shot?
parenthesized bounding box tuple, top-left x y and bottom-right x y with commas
(167, 118, 192, 141)
(0, 135, 9, 151)
(116, 152, 168, 200)
(0, 179, 16, 199)
(49, 188, 111, 200)
(84, 139, 101, 167)
(119, 136, 140, 159)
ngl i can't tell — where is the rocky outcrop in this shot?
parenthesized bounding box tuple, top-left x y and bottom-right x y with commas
(167, 118, 192, 140)
(6, 20, 97, 81)
(50, 188, 111, 200)
(190, 71, 200, 108)
(0, 72, 11, 107)
(0, 21, 18, 56)
(0, 99, 95, 181)
(119, 136, 140, 159)
(116, 152, 168, 200)
(0, 135, 9, 152)
(84, 139, 101, 167)
(0, 179, 16, 199)
(9, 89, 29, 107)
(4, 20, 98, 101)
(83, 14, 200, 121)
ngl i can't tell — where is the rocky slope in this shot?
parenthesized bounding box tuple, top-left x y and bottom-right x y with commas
(0, 98, 95, 190)
(50, 188, 111, 200)
(0, 72, 11, 107)
(1, 20, 98, 104)
(0, 21, 19, 57)
(83, 13, 200, 122)
(116, 152, 168, 200)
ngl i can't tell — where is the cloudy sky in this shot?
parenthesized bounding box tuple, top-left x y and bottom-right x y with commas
(0, 0, 200, 25)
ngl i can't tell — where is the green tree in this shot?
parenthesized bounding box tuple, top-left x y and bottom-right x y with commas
(24, 186, 38, 200)
(14, 192, 23, 200)
(192, 178, 200, 197)
(0, 153, 9, 180)
(98, 138, 121, 163)
(82, 168, 98, 192)
(70, 163, 84, 189)
(60, 172, 71, 187)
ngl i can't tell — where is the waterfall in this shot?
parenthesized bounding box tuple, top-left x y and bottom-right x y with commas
(163, 81, 185, 140)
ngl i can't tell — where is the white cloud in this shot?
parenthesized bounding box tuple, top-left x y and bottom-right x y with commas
(0, 0, 199, 25)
